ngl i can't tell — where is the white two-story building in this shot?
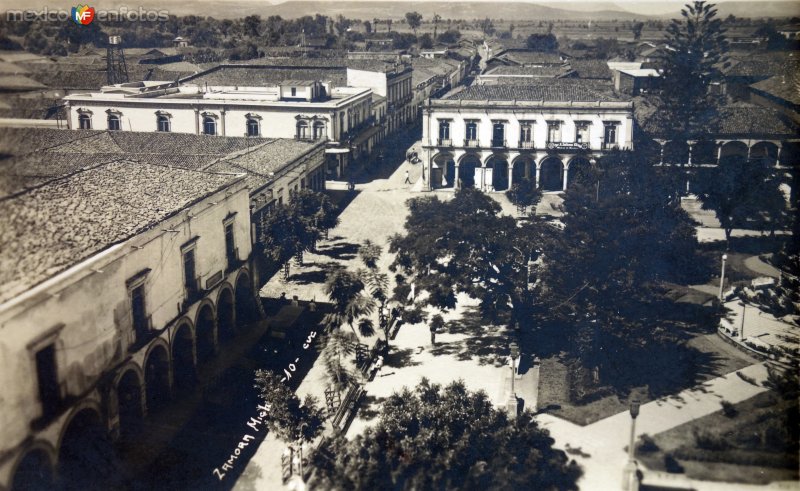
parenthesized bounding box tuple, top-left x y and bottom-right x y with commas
(421, 84, 634, 192)
(0, 161, 259, 490)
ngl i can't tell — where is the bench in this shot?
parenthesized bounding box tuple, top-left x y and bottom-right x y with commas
(330, 382, 364, 433)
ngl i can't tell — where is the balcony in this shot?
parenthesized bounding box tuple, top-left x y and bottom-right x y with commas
(182, 278, 204, 310)
(519, 140, 535, 149)
(491, 139, 507, 148)
(464, 139, 480, 148)
(437, 138, 453, 147)
(602, 142, 619, 150)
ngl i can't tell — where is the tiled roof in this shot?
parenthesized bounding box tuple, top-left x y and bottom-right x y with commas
(0, 61, 28, 75)
(750, 67, 800, 107)
(0, 128, 99, 154)
(483, 65, 572, 78)
(182, 65, 347, 87)
(0, 75, 47, 91)
(107, 131, 272, 156)
(721, 59, 782, 78)
(443, 83, 622, 102)
(634, 99, 798, 137)
(568, 60, 613, 80)
(496, 50, 564, 66)
(205, 139, 322, 190)
(0, 160, 241, 303)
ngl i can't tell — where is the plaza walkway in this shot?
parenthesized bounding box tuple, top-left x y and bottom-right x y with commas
(535, 362, 782, 491)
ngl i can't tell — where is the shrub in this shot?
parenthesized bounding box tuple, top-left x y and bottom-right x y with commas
(664, 453, 684, 473)
(720, 400, 738, 418)
(693, 428, 730, 451)
(638, 434, 660, 453)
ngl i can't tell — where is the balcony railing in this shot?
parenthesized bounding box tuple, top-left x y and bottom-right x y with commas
(437, 138, 453, 147)
(602, 142, 618, 150)
(464, 139, 480, 148)
(519, 140, 535, 149)
(491, 139, 507, 148)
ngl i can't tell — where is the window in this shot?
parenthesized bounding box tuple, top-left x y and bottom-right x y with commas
(297, 121, 309, 140)
(246, 118, 260, 137)
(547, 121, 561, 143)
(107, 114, 121, 131)
(35, 344, 59, 417)
(576, 122, 591, 144)
(291, 87, 297, 97)
(183, 247, 199, 298)
(520, 123, 533, 143)
(157, 114, 171, 132)
(313, 121, 326, 140)
(603, 123, 618, 145)
(78, 114, 92, 129)
(203, 116, 217, 135)
(492, 122, 505, 146)
(438, 120, 450, 141)
(224, 220, 237, 269)
(465, 121, 478, 141)
(130, 283, 148, 342)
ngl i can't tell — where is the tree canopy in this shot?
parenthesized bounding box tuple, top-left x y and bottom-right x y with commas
(404, 12, 423, 34)
(310, 379, 581, 490)
(526, 33, 559, 52)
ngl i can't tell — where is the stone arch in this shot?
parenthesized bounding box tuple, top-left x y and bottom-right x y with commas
(457, 153, 481, 189)
(217, 286, 236, 343)
(749, 141, 779, 167)
(195, 301, 217, 363)
(235, 270, 258, 328)
(485, 154, 509, 191)
(719, 140, 749, 160)
(431, 152, 456, 189)
(57, 406, 116, 490)
(10, 442, 56, 491)
(691, 139, 718, 165)
(567, 156, 593, 187)
(171, 320, 196, 393)
(664, 140, 689, 165)
(511, 154, 535, 184)
(143, 341, 171, 414)
(539, 156, 564, 191)
(114, 366, 144, 441)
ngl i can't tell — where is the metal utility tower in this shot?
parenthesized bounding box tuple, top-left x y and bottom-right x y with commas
(106, 36, 129, 85)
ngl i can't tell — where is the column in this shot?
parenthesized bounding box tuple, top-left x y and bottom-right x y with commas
(747, 144, 752, 161)
(562, 163, 569, 191)
(508, 163, 514, 189)
(524, 161, 530, 179)
(659, 141, 665, 165)
(194, 109, 200, 135)
(220, 109, 226, 137)
(716, 142, 723, 165)
(454, 165, 460, 190)
(776, 144, 783, 167)
(424, 148, 432, 191)
(535, 163, 541, 188)
(687, 142, 694, 166)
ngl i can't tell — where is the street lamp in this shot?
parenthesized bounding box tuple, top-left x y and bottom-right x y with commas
(507, 342, 520, 419)
(718, 254, 728, 301)
(622, 399, 641, 491)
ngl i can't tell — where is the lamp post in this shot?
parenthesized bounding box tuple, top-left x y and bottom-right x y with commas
(718, 253, 728, 301)
(622, 399, 641, 491)
(507, 342, 520, 419)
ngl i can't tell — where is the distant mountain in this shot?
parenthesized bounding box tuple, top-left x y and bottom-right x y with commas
(615, 1, 800, 19)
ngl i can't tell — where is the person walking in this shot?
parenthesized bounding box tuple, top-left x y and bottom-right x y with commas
(404, 169, 411, 184)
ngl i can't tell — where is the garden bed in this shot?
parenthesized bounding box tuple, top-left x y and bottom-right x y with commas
(636, 390, 799, 485)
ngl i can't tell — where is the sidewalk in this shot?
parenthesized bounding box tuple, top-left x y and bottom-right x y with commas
(536, 363, 772, 491)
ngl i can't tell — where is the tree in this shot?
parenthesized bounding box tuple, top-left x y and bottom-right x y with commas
(363, 20, 372, 34)
(506, 178, 543, 214)
(418, 33, 434, 49)
(696, 155, 787, 245)
(526, 33, 558, 52)
(253, 369, 325, 443)
(325, 269, 377, 337)
(390, 188, 554, 325)
(310, 379, 581, 490)
(432, 13, 442, 41)
(655, 1, 728, 142)
(479, 18, 495, 36)
(543, 151, 702, 383)
(632, 21, 645, 40)
(405, 12, 423, 36)
(259, 204, 313, 280)
(437, 29, 461, 44)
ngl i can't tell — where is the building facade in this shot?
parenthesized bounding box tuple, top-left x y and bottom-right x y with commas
(421, 85, 634, 192)
(0, 162, 260, 490)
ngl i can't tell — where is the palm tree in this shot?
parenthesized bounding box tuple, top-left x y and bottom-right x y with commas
(324, 269, 376, 337)
(319, 328, 360, 393)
